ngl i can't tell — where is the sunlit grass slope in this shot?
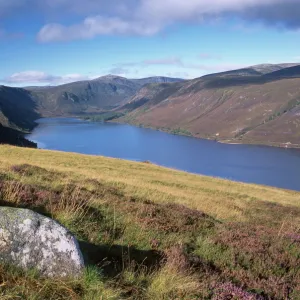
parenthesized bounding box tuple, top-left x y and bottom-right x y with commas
(1, 145, 299, 222)
(0, 145, 299, 299)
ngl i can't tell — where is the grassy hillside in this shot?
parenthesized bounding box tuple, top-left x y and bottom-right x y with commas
(117, 74, 300, 147)
(0, 125, 37, 148)
(26, 76, 184, 116)
(2, 64, 300, 149)
(0, 145, 299, 299)
(0, 86, 39, 147)
(0, 85, 39, 131)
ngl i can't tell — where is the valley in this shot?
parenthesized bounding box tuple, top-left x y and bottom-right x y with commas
(1, 63, 300, 148)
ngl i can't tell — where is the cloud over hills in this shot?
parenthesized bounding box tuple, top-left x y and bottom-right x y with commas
(2, 71, 96, 85)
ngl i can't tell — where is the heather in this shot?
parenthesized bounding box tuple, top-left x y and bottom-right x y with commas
(0, 145, 299, 299)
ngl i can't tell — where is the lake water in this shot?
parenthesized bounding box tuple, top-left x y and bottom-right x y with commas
(27, 118, 300, 191)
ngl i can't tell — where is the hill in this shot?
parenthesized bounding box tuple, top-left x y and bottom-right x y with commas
(0, 125, 37, 148)
(2, 64, 300, 148)
(0, 76, 182, 147)
(0, 85, 39, 131)
(116, 64, 300, 147)
(26, 75, 184, 116)
(0, 145, 299, 299)
(0, 85, 39, 147)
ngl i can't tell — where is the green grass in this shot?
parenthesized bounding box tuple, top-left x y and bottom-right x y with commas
(82, 112, 125, 122)
(170, 128, 192, 136)
(0, 145, 299, 299)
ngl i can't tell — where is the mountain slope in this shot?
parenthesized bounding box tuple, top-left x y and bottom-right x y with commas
(0, 85, 39, 131)
(117, 66, 300, 147)
(264, 65, 300, 79)
(131, 76, 185, 86)
(0, 124, 37, 147)
(0, 85, 38, 147)
(251, 63, 300, 74)
(0, 76, 183, 147)
(27, 75, 184, 116)
(2, 65, 300, 148)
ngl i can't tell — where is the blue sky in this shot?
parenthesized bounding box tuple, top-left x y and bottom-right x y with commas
(1, 0, 300, 86)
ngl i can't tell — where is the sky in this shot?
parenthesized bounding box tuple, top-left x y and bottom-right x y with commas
(1, 0, 300, 86)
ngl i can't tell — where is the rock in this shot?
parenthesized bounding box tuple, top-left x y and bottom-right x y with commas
(0, 207, 84, 278)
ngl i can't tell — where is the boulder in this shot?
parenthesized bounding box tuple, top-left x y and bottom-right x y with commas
(0, 207, 84, 278)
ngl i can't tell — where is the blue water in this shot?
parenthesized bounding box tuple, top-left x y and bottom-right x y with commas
(27, 118, 300, 191)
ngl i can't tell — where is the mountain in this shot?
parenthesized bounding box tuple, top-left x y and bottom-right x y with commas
(2, 65, 300, 148)
(0, 85, 39, 131)
(131, 76, 185, 86)
(117, 82, 185, 113)
(0, 76, 183, 147)
(0, 85, 39, 147)
(201, 63, 300, 79)
(264, 65, 300, 79)
(250, 63, 300, 74)
(116, 64, 300, 147)
(26, 75, 184, 116)
(0, 124, 36, 148)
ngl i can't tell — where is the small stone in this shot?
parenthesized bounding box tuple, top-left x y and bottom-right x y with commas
(0, 207, 84, 278)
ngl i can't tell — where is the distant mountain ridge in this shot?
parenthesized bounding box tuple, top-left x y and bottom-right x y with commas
(25, 76, 184, 116)
(0, 76, 183, 146)
(2, 64, 300, 148)
(115, 63, 300, 147)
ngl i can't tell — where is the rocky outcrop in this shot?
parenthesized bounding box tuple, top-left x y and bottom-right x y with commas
(0, 207, 84, 278)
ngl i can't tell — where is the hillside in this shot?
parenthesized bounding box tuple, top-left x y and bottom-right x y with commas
(0, 145, 299, 299)
(2, 64, 300, 148)
(26, 75, 184, 116)
(0, 125, 37, 148)
(117, 64, 300, 147)
(0, 85, 39, 131)
(0, 85, 39, 147)
(0, 76, 182, 147)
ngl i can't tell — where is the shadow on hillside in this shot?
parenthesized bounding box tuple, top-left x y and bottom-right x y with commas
(0, 86, 40, 131)
(79, 241, 164, 278)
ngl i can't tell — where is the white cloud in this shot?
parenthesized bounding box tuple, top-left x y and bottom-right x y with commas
(1, 0, 300, 42)
(32, 0, 300, 42)
(108, 67, 130, 76)
(37, 16, 161, 42)
(5, 71, 58, 83)
(3, 71, 95, 85)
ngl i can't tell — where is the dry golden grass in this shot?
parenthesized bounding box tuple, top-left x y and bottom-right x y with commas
(0, 145, 299, 223)
(0, 145, 300, 299)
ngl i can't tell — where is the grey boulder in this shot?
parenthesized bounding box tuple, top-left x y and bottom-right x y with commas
(0, 207, 84, 278)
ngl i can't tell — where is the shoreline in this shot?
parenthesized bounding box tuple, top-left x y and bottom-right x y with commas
(112, 119, 300, 150)
(26, 116, 300, 150)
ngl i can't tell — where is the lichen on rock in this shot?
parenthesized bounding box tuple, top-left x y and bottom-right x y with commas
(0, 207, 84, 278)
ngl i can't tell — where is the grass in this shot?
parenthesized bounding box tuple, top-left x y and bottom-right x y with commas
(82, 112, 125, 122)
(0, 145, 299, 299)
